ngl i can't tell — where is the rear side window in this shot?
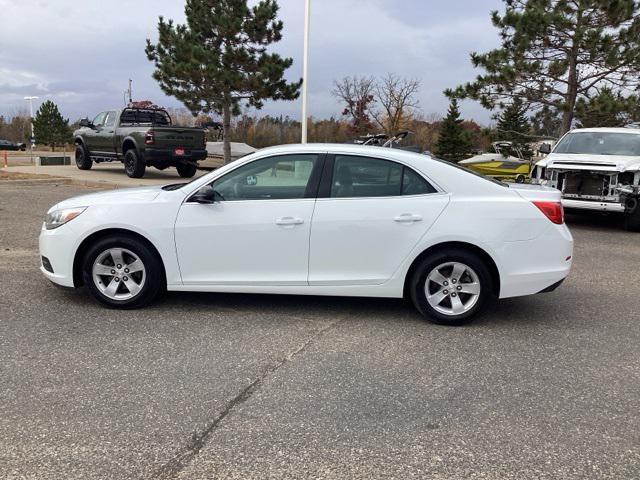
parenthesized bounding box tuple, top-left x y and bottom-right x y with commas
(104, 111, 117, 127)
(120, 109, 171, 126)
(330, 155, 436, 198)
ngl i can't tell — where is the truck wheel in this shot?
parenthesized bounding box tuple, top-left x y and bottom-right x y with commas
(176, 163, 198, 178)
(624, 198, 640, 232)
(124, 149, 145, 178)
(75, 144, 92, 170)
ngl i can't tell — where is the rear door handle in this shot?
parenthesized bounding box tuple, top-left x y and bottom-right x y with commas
(275, 216, 304, 226)
(394, 213, 423, 223)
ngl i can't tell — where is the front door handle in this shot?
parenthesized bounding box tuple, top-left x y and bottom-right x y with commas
(275, 216, 304, 226)
(394, 213, 423, 223)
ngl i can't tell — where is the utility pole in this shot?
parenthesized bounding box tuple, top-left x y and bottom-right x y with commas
(128, 79, 133, 104)
(23, 96, 38, 152)
(301, 0, 311, 143)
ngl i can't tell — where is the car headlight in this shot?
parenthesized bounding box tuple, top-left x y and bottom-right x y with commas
(45, 207, 87, 230)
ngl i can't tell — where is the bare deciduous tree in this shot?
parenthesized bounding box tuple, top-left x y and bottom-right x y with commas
(373, 73, 421, 134)
(331, 75, 376, 135)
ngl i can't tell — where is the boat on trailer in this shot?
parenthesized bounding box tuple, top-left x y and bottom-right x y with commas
(459, 142, 531, 183)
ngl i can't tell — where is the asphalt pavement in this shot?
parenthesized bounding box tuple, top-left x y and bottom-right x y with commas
(1, 181, 639, 479)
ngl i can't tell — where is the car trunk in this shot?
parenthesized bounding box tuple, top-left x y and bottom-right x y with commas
(509, 183, 562, 203)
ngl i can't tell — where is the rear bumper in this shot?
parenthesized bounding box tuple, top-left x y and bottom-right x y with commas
(537, 278, 565, 293)
(144, 148, 208, 163)
(562, 198, 625, 212)
(498, 223, 573, 299)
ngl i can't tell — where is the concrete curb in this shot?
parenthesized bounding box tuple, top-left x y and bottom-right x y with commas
(0, 175, 119, 189)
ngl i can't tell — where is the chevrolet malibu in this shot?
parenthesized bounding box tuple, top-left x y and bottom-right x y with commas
(39, 144, 573, 325)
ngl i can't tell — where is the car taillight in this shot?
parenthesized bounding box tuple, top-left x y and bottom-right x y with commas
(145, 132, 155, 145)
(533, 201, 564, 225)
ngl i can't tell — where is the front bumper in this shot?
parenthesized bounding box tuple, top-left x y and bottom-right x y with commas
(562, 198, 625, 212)
(144, 148, 208, 163)
(39, 223, 77, 287)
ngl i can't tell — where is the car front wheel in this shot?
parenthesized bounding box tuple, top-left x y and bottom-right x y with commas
(75, 144, 92, 170)
(82, 235, 164, 308)
(410, 248, 495, 326)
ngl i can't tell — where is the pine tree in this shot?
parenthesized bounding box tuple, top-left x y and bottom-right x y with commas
(435, 99, 472, 162)
(574, 87, 639, 128)
(145, 0, 301, 163)
(495, 98, 532, 159)
(531, 105, 562, 138)
(32, 100, 71, 151)
(448, 1, 640, 135)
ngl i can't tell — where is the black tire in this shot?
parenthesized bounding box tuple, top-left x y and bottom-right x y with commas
(124, 149, 145, 178)
(82, 235, 164, 309)
(624, 198, 640, 231)
(75, 144, 92, 170)
(409, 248, 496, 326)
(176, 162, 198, 178)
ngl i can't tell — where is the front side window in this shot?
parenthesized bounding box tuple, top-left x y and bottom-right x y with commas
(211, 154, 319, 201)
(330, 155, 436, 198)
(92, 112, 107, 127)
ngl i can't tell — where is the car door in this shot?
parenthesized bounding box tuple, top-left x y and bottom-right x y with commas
(84, 111, 107, 152)
(93, 111, 118, 153)
(308, 154, 449, 285)
(174, 153, 324, 286)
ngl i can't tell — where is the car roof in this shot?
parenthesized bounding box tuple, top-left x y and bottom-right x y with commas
(254, 142, 427, 161)
(568, 127, 640, 135)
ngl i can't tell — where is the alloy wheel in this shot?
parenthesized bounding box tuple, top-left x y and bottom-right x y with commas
(424, 261, 481, 316)
(92, 248, 146, 301)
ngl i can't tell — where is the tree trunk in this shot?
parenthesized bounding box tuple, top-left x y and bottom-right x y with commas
(222, 102, 232, 164)
(561, 59, 579, 135)
(561, 11, 582, 136)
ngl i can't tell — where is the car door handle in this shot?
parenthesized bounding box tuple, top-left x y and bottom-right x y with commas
(394, 213, 423, 223)
(275, 217, 304, 226)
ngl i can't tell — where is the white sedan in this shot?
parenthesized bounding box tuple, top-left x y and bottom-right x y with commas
(39, 144, 573, 325)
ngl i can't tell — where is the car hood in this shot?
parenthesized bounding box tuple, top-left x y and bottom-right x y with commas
(50, 185, 166, 212)
(536, 153, 640, 171)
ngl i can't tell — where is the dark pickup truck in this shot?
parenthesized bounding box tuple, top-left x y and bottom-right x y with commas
(73, 107, 207, 178)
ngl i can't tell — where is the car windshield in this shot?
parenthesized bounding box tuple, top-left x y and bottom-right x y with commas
(554, 132, 640, 156)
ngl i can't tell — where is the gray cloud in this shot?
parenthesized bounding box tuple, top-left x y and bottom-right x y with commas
(0, 0, 503, 123)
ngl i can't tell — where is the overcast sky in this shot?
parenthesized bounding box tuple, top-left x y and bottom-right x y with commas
(0, 0, 504, 124)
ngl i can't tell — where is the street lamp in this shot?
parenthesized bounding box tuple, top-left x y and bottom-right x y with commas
(301, 0, 311, 143)
(24, 96, 39, 149)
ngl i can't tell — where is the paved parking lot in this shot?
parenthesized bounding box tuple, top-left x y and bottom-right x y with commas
(1, 181, 639, 479)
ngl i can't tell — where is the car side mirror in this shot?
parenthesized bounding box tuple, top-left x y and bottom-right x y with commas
(79, 118, 93, 128)
(538, 143, 551, 155)
(191, 185, 216, 204)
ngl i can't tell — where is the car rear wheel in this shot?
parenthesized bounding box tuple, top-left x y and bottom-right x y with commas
(410, 248, 495, 325)
(176, 162, 198, 178)
(75, 144, 92, 170)
(124, 149, 145, 178)
(82, 235, 164, 308)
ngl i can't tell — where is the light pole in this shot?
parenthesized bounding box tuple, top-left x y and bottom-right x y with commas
(301, 0, 311, 143)
(24, 96, 38, 150)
